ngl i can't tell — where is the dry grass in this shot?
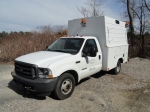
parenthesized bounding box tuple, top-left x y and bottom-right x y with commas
(0, 29, 67, 62)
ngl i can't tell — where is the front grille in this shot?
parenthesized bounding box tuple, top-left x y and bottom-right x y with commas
(15, 61, 38, 79)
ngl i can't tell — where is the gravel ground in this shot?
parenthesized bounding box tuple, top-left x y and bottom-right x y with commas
(0, 57, 150, 112)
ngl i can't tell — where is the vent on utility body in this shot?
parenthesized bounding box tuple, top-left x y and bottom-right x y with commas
(115, 20, 120, 24)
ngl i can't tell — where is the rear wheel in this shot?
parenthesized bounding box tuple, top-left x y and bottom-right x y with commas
(53, 73, 75, 100)
(112, 60, 121, 75)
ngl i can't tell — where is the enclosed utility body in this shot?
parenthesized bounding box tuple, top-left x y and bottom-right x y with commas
(68, 16, 128, 71)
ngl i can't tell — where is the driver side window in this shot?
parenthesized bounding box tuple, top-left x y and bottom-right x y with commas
(83, 39, 98, 52)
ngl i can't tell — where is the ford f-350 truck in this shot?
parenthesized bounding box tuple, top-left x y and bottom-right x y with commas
(11, 16, 129, 99)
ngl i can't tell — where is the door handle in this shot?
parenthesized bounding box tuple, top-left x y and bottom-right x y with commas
(76, 61, 80, 64)
(99, 55, 101, 60)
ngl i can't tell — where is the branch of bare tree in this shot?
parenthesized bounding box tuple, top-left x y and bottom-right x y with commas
(144, 0, 150, 12)
(77, 0, 103, 17)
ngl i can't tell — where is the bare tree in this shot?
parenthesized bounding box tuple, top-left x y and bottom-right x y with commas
(77, 7, 89, 17)
(130, 0, 150, 55)
(120, 0, 150, 55)
(127, 0, 134, 47)
(77, 0, 103, 17)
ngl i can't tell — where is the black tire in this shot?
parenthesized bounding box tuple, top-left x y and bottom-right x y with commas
(53, 73, 75, 100)
(112, 60, 121, 75)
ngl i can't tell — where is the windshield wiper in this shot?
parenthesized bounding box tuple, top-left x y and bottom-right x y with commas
(47, 49, 75, 54)
(47, 49, 66, 53)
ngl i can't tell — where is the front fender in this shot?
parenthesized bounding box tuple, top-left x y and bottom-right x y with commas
(50, 62, 80, 79)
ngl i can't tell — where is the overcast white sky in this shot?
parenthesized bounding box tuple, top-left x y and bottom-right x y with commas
(0, 0, 124, 32)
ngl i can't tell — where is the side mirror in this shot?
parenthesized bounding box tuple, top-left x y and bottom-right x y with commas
(45, 46, 48, 50)
(89, 47, 97, 57)
(82, 47, 90, 57)
(82, 47, 97, 57)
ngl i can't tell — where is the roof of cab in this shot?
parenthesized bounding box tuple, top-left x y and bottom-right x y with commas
(61, 36, 97, 39)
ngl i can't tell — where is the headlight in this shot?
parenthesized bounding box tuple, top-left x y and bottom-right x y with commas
(38, 68, 53, 79)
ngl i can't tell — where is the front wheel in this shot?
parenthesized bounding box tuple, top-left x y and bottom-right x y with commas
(112, 60, 121, 75)
(53, 73, 75, 100)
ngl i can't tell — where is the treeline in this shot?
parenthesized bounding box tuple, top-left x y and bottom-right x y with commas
(0, 31, 33, 39)
(127, 32, 150, 58)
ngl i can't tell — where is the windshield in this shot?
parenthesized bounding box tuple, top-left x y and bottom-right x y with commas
(46, 38, 84, 54)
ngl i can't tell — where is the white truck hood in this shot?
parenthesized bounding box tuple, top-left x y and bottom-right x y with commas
(15, 51, 71, 67)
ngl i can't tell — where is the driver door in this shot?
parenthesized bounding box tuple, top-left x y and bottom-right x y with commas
(80, 39, 102, 79)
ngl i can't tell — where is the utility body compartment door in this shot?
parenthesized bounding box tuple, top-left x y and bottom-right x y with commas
(80, 39, 102, 80)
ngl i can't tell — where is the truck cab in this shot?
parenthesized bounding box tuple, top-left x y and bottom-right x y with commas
(11, 16, 128, 99)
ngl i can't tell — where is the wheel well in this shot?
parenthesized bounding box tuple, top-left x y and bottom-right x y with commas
(119, 58, 123, 63)
(62, 70, 78, 85)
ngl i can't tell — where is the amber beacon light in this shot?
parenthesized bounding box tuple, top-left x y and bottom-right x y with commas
(81, 18, 86, 27)
(81, 18, 86, 24)
(125, 21, 129, 28)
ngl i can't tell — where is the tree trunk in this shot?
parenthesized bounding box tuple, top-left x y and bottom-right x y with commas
(142, 35, 145, 55)
(127, 0, 134, 47)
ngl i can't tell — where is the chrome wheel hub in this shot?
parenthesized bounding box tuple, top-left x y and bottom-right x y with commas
(61, 79, 72, 95)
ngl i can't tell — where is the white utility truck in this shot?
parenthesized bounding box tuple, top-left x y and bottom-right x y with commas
(11, 16, 128, 99)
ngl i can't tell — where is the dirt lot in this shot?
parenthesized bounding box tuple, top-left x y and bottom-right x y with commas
(0, 57, 150, 112)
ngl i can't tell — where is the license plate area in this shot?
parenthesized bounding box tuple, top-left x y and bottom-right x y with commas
(15, 81, 24, 90)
